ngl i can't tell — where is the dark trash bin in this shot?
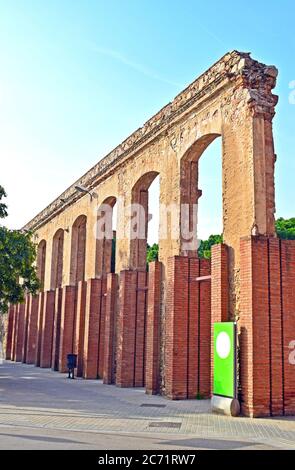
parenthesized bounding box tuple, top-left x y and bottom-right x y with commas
(67, 353, 77, 379)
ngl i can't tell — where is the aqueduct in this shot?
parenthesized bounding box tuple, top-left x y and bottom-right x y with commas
(6, 51, 295, 417)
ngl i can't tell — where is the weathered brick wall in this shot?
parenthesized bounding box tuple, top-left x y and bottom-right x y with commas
(240, 236, 295, 417)
(83, 278, 107, 379)
(145, 261, 162, 395)
(116, 270, 148, 387)
(165, 256, 211, 399)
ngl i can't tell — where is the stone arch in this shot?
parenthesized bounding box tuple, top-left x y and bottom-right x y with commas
(50, 229, 64, 289)
(130, 171, 159, 270)
(179, 133, 221, 256)
(37, 240, 47, 289)
(95, 196, 117, 276)
(70, 215, 87, 285)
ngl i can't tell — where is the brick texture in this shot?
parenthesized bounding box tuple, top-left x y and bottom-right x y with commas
(40, 290, 55, 368)
(59, 286, 77, 373)
(26, 294, 40, 364)
(103, 273, 118, 384)
(240, 236, 295, 417)
(83, 278, 107, 379)
(35, 291, 45, 366)
(165, 256, 211, 399)
(51, 287, 63, 371)
(15, 302, 26, 362)
(116, 270, 148, 388)
(74, 280, 87, 377)
(145, 261, 162, 395)
(5, 304, 15, 360)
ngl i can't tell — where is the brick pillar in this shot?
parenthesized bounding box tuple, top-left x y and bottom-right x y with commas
(74, 280, 87, 377)
(165, 257, 189, 399)
(40, 290, 55, 368)
(134, 271, 148, 387)
(22, 294, 30, 363)
(193, 258, 211, 399)
(98, 278, 107, 378)
(240, 237, 271, 417)
(59, 286, 76, 373)
(210, 244, 229, 395)
(164, 256, 211, 400)
(26, 294, 40, 364)
(15, 302, 26, 362)
(211, 244, 229, 323)
(83, 278, 105, 379)
(5, 305, 15, 360)
(116, 271, 137, 387)
(281, 240, 295, 415)
(35, 291, 45, 366)
(240, 236, 295, 417)
(268, 238, 284, 415)
(11, 305, 17, 361)
(145, 261, 162, 395)
(51, 287, 62, 371)
(103, 273, 118, 384)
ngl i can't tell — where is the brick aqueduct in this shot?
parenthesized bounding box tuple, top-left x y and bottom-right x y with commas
(6, 51, 295, 417)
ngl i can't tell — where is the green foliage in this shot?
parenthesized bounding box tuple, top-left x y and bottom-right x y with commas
(147, 243, 159, 263)
(275, 217, 295, 240)
(198, 234, 223, 259)
(0, 187, 40, 313)
(0, 185, 8, 219)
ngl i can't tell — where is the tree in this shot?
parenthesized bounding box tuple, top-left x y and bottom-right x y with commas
(0, 187, 40, 314)
(275, 217, 295, 240)
(147, 243, 159, 263)
(198, 234, 223, 259)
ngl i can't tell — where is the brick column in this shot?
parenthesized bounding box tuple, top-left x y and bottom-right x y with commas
(165, 257, 189, 399)
(281, 240, 295, 415)
(22, 294, 30, 363)
(83, 278, 104, 379)
(210, 243, 229, 395)
(15, 302, 26, 362)
(239, 236, 295, 417)
(268, 238, 284, 415)
(74, 280, 87, 377)
(26, 294, 40, 364)
(51, 287, 63, 371)
(59, 286, 76, 373)
(98, 277, 107, 379)
(145, 261, 162, 395)
(116, 271, 137, 387)
(240, 237, 269, 417)
(5, 304, 15, 360)
(11, 305, 17, 361)
(35, 291, 45, 366)
(211, 244, 229, 323)
(40, 290, 55, 368)
(164, 256, 211, 400)
(134, 271, 148, 387)
(192, 258, 211, 399)
(103, 273, 118, 384)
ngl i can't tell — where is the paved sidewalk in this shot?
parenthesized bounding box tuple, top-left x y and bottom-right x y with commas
(0, 362, 294, 449)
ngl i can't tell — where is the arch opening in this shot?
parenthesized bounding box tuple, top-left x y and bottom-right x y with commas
(180, 133, 222, 257)
(95, 196, 117, 276)
(51, 229, 64, 289)
(70, 215, 87, 285)
(130, 171, 159, 271)
(37, 240, 46, 290)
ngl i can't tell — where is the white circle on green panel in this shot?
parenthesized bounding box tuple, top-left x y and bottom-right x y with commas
(216, 332, 231, 359)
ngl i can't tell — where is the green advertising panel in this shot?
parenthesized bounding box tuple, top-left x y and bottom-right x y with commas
(213, 322, 237, 398)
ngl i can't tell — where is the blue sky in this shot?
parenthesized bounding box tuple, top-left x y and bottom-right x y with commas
(0, 0, 294, 241)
